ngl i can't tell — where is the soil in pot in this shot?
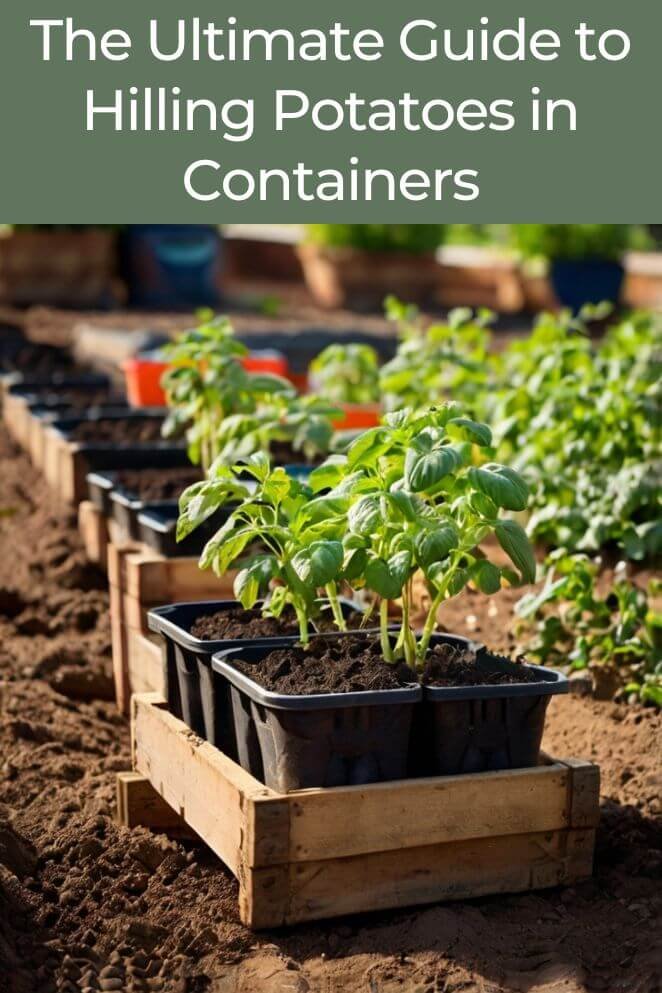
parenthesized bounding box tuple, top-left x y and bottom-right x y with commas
(190, 605, 367, 642)
(422, 640, 541, 687)
(215, 636, 421, 791)
(30, 387, 122, 410)
(268, 441, 325, 467)
(114, 466, 201, 501)
(67, 417, 165, 444)
(230, 636, 413, 694)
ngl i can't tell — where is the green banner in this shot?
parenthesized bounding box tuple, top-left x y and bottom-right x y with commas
(0, 1, 658, 220)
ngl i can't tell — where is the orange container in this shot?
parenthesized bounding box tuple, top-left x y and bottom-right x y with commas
(123, 350, 290, 407)
(332, 403, 382, 431)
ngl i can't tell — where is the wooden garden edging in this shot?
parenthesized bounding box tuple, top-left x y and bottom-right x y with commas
(119, 693, 600, 929)
(107, 542, 236, 714)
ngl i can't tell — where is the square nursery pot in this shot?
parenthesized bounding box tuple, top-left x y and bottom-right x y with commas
(86, 449, 194, 519)
(47, 409, 186, 503)
(134, 460, 314, 557)
(147, 599, 367, 763)
(420, 650, 569, 776)
(212, 633, 430, 793)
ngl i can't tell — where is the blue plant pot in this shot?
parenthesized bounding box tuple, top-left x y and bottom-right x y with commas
(550, 259, 624, 312)
(121, 225, 223, 309)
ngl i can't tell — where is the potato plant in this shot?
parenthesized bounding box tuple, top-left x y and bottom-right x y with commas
(309, 343, 380, 404)
(516, 553, 662, 707)
(161, 315, 294, 472)
(178, 404, 535, 669)
(380, 298, 493, 412)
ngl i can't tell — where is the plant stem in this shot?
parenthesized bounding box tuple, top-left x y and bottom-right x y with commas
(416, 565, 458, 666)
(380, 599, 394, 663)
(295, 602, 310, 648)
(325, 582, 347, 632)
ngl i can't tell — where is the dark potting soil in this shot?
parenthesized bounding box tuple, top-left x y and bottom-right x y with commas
(422, 641, 540, 687)
(67, 417, 165, 444)
(229, 637, 416, 694)
(115, 467, 202, 502)
(189, 605, 367, 641)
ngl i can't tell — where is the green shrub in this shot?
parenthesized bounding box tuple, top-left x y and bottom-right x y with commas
(510, 224, 630, 261)
(305, 224, 445, 255)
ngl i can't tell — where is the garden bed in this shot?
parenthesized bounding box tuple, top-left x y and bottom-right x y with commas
(0, 421, 660, 992)
(124, 692, 599, 929)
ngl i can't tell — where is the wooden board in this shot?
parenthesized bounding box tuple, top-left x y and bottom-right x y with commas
(125, 693, 600, 929)
(108, 542, 236, 713)
(2, 392, 30, 446)
(78, 500, 109, 569)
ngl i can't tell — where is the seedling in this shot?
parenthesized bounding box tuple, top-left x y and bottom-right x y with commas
(516, 552, 662, 707)
(179, 404, 536, 670)
(380, 298, 493, 412)
(309, 343, 380, 405)
(177, 453, 348, 645)
(212, 393, 341, 466)
(161, 315, 294, 473)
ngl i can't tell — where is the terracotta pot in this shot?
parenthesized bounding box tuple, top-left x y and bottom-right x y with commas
(297, 243, 441, 311)
(0, 229, 118, 307)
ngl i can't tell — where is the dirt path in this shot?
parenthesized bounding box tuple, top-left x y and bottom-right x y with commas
(0, 427, 659, 993)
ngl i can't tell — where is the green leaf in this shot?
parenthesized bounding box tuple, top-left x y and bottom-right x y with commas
(342, 547, 368, 582)
(468, 464, 530, 511)
(447, 417, 493, 447)
(308, 456, 348, 493)
(348, 495, 381, 536)
(347, 427, 391, 468)
(365, 551, 412, 599)
(495, 520, 537, 584)
(200, 524, 254, 577)
(177, 478, 247, 541)
(404, 443, 466, 492)
(291, 540, 344, 588)
(468, 491, 498, 520)
(234, 555, 279, 608)
(471, 560, 502, 595)
(415, 524, 459, 568)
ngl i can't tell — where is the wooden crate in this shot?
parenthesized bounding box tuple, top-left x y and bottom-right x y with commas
(121, 693, 600, 929)
(108, 542, 236, 713)
(2, 391, 30, 446)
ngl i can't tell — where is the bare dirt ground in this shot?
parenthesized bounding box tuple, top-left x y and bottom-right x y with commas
(0, 426, 660, 993)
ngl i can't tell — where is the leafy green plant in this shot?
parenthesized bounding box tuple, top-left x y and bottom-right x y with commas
(516, 553, 662, 707)
(177, 453, 350, 645)
(510, 224, 630, 261)
(212, 392, 341, 466)
(307, 405, 535, 669)
(305, 224, 445, 255)
(309, 343, 380, 405)
(379, 298, 493, 411)
(160, 315, 294, 473)
(179, 404, 536, 665)
(485, 309, 661, 560)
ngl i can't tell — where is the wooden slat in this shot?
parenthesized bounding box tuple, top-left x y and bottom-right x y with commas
(250, 763, 572, 867)
(131, 694, 273, 878)
(556, 757, 601, 828)
(116, 771, 193, 834)
(110, 581, 131, 714)
(78, 500, 109, 568)
(126, 631, 165, 697)
(248, 829, 583, 928)
(124, 550, 235, 603)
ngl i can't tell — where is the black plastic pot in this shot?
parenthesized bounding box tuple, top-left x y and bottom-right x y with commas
(137, 505, 235, 558)
(50, 409, 186, 480)
(148, 599, 368, 763)
(7, 374, 111, 398)
(213, 635, 424, 792)
(550, 259, 624, 312)
(86, 452, 194, 519)
(421, 651, 568, 776)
